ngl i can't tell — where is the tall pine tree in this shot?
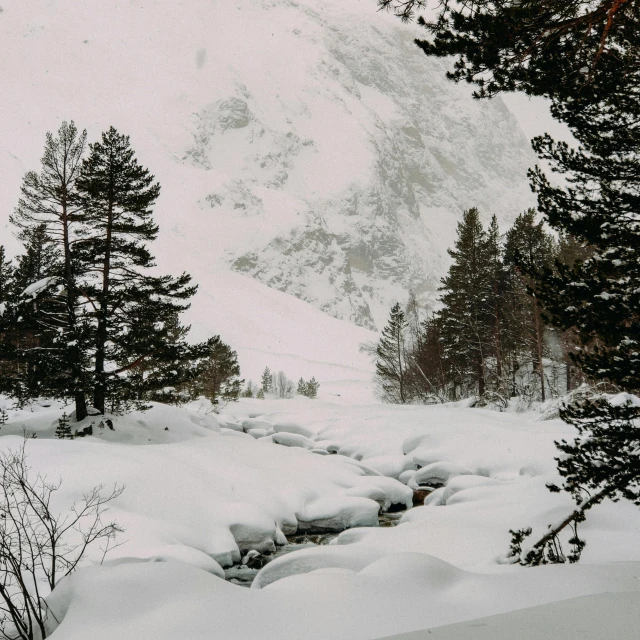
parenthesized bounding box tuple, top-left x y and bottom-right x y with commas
(10, 122, 91, 418)
(76, 127, 198, 413)
(439, 208, 493, 397)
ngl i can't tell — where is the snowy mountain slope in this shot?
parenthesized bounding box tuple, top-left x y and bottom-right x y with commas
(0, 0, 535, 336)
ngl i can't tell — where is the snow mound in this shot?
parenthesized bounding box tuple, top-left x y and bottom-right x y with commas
(296, 496, 380, 533)
(413, 462, 474, 488)
(272, 421, 314, 438)
(272, 432, 315, 450)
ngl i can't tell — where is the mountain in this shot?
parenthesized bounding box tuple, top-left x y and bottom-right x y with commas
(0, 0, 535, 384)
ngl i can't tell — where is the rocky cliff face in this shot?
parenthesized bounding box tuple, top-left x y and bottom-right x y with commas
(183, 1, 535, 329)
(0, 0, 535, 330)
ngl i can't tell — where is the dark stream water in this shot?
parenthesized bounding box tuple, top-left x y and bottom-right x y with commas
(224, 509, 408, 587)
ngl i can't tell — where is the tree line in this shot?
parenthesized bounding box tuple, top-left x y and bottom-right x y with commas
(375, 208, 589, 406)
(0, 123, 242, 421)
(380, 0, 640, 563)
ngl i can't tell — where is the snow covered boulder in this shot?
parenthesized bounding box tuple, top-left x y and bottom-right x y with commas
(272, 432, 315, 450)
(217, 418, 244, 432)
(346, 476, 413, 511)
(272, 421, 314, 439)
(413, 462, 474, 488)
(242, 418, 273, 432)
(296, 496, 379, 532)
(336, 443, 364, 460)
(442, 475, 501, 505)
(252, 545, 385, 589)
(361, 455, 418, 479)
(247, 428, 270, 439)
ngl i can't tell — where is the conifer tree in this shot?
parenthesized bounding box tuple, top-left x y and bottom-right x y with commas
(256, 387, 265, 400)
(439, 208, 493, 397)
(306, 377, 319, 399)
(76, 127, 199, 413)
(55, 412, 74, 440)
(194, 336, 243, 406)
(297, 377, 307, 396)
(9, 122, 91, 419)
(261, 367, 273, 394)
(376, 303, 410, 403)
(504, 210, 556, 401)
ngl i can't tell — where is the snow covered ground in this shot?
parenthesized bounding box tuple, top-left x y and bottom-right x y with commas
(1, 395, 639, 639)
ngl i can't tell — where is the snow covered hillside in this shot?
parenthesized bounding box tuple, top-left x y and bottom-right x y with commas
(0, 0, 535, 336)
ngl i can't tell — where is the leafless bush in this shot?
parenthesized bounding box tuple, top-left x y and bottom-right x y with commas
(0, 444, 123, 640)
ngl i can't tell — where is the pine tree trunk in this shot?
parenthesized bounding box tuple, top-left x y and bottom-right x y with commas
(61, 194, 88, 421)
(533, 299, 546, 402)
(94, 199, 114, 414)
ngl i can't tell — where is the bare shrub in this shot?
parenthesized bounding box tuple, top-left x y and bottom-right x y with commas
(0, 444, 123, 639)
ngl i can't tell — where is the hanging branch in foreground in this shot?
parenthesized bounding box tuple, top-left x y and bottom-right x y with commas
(0, 444, 124, 640)
(507, 390, 640, 565)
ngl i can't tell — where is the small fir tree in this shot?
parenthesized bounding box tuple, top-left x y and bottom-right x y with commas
(256, 387, 265, 400)
(0, 408, 8, 426)
(297, 378, 307, 396)
(376, 303, 409, 403)
(55, 412, 74, 440)
(261, 367, 273, 394)
(306, 377, 319, 399)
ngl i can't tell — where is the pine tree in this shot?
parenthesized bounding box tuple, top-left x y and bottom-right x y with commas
(504, 210, 557, 401)
(0, 408, 8, 426)
(529, 93, 640, 392)
(261, 367, 272, 394)
(256, 387, 265, 400)
(306, 377, 319, 399)
(297, 378, 307, 396)
(509, 390, 640, 565)
(9, 122, 91, 419)
(484, 215, 510, 393)
(438, 208, 493, 398)
(376, 303, 410, 403)
(55, 412, 74, 440)
(76, 127, 199, 413)
(195, 336, 243, 406)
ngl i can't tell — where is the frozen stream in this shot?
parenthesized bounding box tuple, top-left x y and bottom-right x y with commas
(225, 509, 408, 587)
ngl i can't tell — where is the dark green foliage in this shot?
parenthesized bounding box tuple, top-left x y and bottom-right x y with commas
(194, 336, 243, 407)
(261, 367, 272, 393)
(55, 412, 74, 440)
(76, 127, 198, 413)
(381, 1, 638, 102)
(438, 208, 494, 397)
(4, 123, 216, 416)
(382, 1, 640, 393)
(7, 122, 92, 418)
(508, 390, 639, 565)
(0, 408, 7, 426)
(297, 377, 320, 399)
(256, 387, 265, 400)
(375, 303, 409, 403)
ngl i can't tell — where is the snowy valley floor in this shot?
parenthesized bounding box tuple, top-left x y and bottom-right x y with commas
(1, 396, 639, 639)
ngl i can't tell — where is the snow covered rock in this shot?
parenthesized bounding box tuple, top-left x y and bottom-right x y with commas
(413, 462, 474, 488)
(296, 496, 380, 533)
(272, 421, 314, 439)
(272, 432, 315, 450)
(361, 455, 418, 479)
(242, 418, 273, 432)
